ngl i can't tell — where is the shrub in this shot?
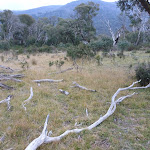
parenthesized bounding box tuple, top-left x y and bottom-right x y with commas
(101, 36, 113, 51)
(117, 40, 130, 51)
(90, 40, 104, 52)
(95, 54, 103, 66)
(67, 43, 94, 60)
(90, 37, 113, 52)
(0, 40, 10, 50)
(38, 45, 52, 53)
(31, 59, 37, 65)
(135, 62, 150, 86)
(49, 61, 54, 67)
(145, 50, 150, 53)
(0, 56, 4, 62)
(117, 50, 125, 59)
(127, 44, 138, 51)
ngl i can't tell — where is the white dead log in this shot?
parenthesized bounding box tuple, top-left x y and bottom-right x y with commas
(33, 79, 63, 83)
(0, 95, 13, 110)
(25, 81, 150, 150)
(22, 87, 33, 111)
(49, 67, 73, 75)
(59, 89, 69, 95)
(71, 82, 96, 92)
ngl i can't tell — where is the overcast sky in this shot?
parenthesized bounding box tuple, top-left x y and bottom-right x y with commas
(0, 0, 117, 10)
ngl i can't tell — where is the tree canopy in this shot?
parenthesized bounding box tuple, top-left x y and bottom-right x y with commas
(117, 0, 150, 15)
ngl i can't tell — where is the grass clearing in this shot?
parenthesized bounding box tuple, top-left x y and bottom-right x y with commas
(0, 51, 150, 150)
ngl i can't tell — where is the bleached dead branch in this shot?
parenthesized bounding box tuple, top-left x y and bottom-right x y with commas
(5, 74, 25, 78)
(71, 82, 96, 92)
(86, 108, 89, 117)
(0, 95, 13, 110)
(0, 65, 14, 72)
(33, 79, 63, 83)
(0, 76, 22, 82)
(25, 81, 150, 150)
(22, 87, 33, 111)
(59, 89, 69, 95)
(49, 67, 73, 75)
(0, 83, 13, 90)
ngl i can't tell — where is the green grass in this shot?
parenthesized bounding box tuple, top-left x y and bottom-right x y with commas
(0, 51, 150, 150)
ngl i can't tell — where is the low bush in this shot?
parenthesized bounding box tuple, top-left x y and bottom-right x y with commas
(0, 40, 10, 50)
(135, 62, 150, 86)
(117, 40, 130, 51)
(31, 59, 37, 65)
(90, 36, 113, 52)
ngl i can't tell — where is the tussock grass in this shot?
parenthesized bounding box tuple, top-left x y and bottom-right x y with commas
(0, 51, 150, 150)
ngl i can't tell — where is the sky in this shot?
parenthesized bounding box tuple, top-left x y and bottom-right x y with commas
(0, 0, 117, 10)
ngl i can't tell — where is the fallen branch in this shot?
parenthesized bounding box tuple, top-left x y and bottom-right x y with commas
(25, 81, 150, 150)
(0, 65, 14, 72)
(22, 87, 33, 111)
(71, 82, 96, 92)
(33, 79, 63, 83)
(49, 67, 73, 75)
(0, 83, 13, 90)
(0, 76, 22, 82)
(86, 108, 89, 117)
(59, 89, 69, 95)
(0, 95, 13, 110)
(3, 74, 25, 78)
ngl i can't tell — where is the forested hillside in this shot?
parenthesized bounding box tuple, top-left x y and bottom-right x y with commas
(14, 0, 130, 35)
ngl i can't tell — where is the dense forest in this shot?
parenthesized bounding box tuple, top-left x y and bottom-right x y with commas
(0, 0, 149, 54)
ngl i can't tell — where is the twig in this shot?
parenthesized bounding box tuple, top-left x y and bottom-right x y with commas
(49, 67, 73, 75)
(22, 87, 33, 111)
(71, 82, 96, 92)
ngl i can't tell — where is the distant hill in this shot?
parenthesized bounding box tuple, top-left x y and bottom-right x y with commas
(14, 0, 130, 35)
(14, 5, 62, 16)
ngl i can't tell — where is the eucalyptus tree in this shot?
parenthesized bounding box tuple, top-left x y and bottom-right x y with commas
(117, 0, 150, 45)
(74, 1, 99, 42)
(18, 14, 35, 45)
(117, 0, 150, 15)
(0, 10, 18, 41)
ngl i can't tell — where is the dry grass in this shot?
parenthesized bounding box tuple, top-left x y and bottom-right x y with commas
(0, 51, 150, 150)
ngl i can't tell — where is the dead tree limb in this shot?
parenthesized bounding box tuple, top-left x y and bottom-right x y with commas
(4, 74, 25, 78)
(0, 83, 13, 90)
(0, 74, 24, 82)
(22, 87, 33, 111)
(25, 81, 150, 150)
(0, 65, 14, 72)
(0, 77, 22, 82)
(33, 79, 63, 83)
(49, 67, 73, 75)
(0, 95, 13, 110)
(71, 82, 96, 92)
